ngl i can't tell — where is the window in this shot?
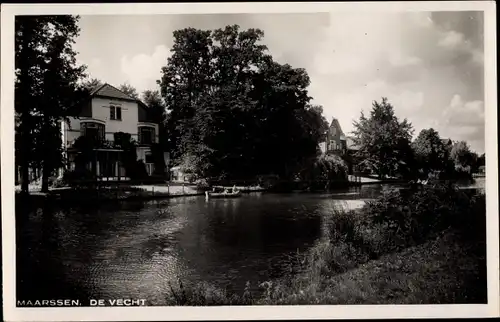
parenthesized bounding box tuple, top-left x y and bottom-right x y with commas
(81, 122, 105, 142)
(138, 126, 156, 145)
(110, 105, 122, 120)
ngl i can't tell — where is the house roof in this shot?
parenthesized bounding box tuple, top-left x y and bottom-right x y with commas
(329, 117, 345, 136)
(85, 82, 156, 122)
(91, 83, 139, 102)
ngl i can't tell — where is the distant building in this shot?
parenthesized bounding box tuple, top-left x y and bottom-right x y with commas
(319, 117, 347, 155)
(61, 83, 162, 180)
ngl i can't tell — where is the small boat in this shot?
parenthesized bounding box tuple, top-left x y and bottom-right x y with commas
(205, 190, 242, 199)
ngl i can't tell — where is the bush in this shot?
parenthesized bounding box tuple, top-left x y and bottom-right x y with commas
(194, 178, 211, 191)
(62, 169, 96, 186)
(303, 183, 486, 277)
(256, 175, 280, 189)
(162, 183, 486, 306)
(301, 154, 349, 191)
(127, 160, 149, 181)
(361, 183, 481, 252)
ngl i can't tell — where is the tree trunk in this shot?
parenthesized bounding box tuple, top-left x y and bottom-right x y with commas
(18, 21, 34, 195)
(41, 116, 51, 193)
(19, 120, 30, 194)
(21, 163, 30, 193)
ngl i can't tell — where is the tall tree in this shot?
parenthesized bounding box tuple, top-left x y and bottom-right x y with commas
(38, 16, 87, 192)
(352, 97, 414, 179)
(159, 25, 325, 181)
(15, 16, 87, 193)
(15, 16, 48, 193)
(159, 27, 214, 161)
(119, 83, 139, 99)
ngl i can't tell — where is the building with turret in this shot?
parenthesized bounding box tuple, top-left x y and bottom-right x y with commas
(319, 117, 347, 155)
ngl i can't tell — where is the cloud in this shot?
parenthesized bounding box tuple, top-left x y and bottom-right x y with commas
(438, 94, 484, 152)
(438, 30, 465, 48)
(74, 12, 485, 153)
(388, 52, 422, 67)
(78, 57, 110, 83)
(120, 45, 171, 93)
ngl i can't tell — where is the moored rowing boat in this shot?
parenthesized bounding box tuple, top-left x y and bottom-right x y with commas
(205, 190, 242, 198)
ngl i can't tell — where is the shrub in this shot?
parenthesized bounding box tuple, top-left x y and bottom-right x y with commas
(361, 183, 480, 252)
(62, 169, 96, 186)
(256, 174, 280, 189)
(194, 178, 211, 191)
(300, 154, 349, 191)
(162, 183, 486, 306)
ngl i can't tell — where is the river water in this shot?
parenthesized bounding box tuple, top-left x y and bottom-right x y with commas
(16, 178, 485, 306)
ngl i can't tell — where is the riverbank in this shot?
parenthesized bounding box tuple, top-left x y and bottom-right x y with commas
(256, 228, 485, 305)
(14, 183, 267, 205)
(166, 183, 486, 305)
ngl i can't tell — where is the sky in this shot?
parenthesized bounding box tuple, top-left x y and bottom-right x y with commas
(74, 11, 485, 153)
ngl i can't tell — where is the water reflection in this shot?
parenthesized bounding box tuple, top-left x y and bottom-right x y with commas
(16, 182, 482, 305)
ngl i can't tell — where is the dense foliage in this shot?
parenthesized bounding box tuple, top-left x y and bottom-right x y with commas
(15, 19, 483, 192)
(15, 15, 88, 192)
(352, 98, 415, 179)
(351, 98, 481, 181)
(118, 83, 140, 99)
(412, 128, 454, 179)
(300, 154, 348, 190)
(158, 25, 327, 181)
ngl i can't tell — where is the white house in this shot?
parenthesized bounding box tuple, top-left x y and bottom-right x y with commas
(61, 83, 161, 180)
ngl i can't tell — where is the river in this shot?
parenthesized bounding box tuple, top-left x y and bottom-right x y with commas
(16, 178, 485, 306)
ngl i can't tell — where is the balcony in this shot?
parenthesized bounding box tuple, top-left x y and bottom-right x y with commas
(67, 138, 124, 151)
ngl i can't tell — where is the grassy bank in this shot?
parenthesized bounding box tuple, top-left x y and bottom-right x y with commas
(165, 183, 486, 305)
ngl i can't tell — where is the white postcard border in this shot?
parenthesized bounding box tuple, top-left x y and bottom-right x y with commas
(1, 2, 498, 321)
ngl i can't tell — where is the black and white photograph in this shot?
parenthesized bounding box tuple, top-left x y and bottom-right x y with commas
(1, 2, 498, 321)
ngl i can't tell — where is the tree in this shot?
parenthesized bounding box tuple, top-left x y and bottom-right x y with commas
(412, 128, 451, 178)
(119, 83, 139, 99)
(159, 27, 214, 161)
(15, 15, 87, 193)
(352, 97, 414, 179)
(450, 141, 476, 175)
(158, 25, 326, 182)
(476, 153, 485, 170)
(82, 78, 102, 91)
(301, 154, 348, 191)
(15, 16, 47, 193)
(142, 90, 167, 146)
(142, 90, 168, 175)
(38, 16, 87, 192)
